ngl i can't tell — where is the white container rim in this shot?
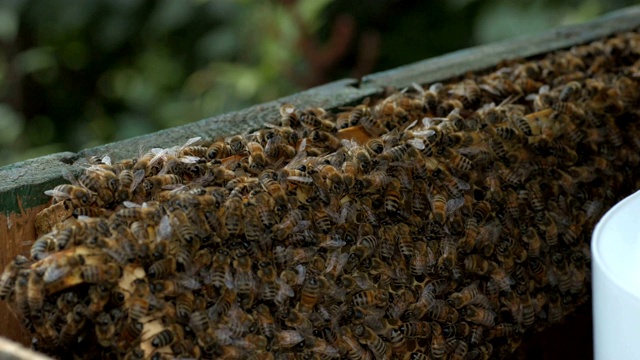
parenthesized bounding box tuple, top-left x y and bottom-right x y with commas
(592, 189, 640, 304)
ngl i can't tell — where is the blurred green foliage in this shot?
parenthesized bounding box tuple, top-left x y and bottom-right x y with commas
(0, 0, 637, 165)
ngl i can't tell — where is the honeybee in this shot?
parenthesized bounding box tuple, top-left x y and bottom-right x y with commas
(463, 305, 496, 326)
(430, 322, 446, 359)
(253, 304, 276, 340)
(298, 276, 320, 314)
(429, 191, 448, 224)
(380, 178, 401, 214)
(352, 324, 391, 360)
(449, 340, 469, 360)
(81, 263, 122, 284)
(426, 299, 459, 323)
(114, 169, 144, 203)
(142, 174, 182, 194)
(30, 233, 58, 261)
(95, 312, 116, 347)
(248, 190, 277, 229)
(233, 250, 256, 308)
(246, 141, 266, 172)
(435, 98, 464, 117)
(282, 307, 313, 336)
(116, 318, 143, 350)
(204, 139, 231, 160)
(523, 228, 542, 258)
(0, 255, 29, 300)
(26, 269, 45, 317)
(445, 130, 484, 148)
(352, 288, 389, 308)
(439, 147, 473, 173)
(358, 114, 387, 138)
(128, 279, 151, 321)
(78, 168, 117, 206)
(273, 329, 304, 350)
(307, 130, 340, 153)
(147, 257, 177, 279)
(45, 184, 94, 208)
(151, 324, 184, 348)
(278, 103, 300, 127)
(448, 281, 481, 309)
(463, 254, 492, 276)
(436, 236, 456, 271)
(259, 170, 288, 215)
(58, 304, 87, 346)
(301, 108, 335, 132)
(273, 209, 307, 241)
(222, 194, 244, 237)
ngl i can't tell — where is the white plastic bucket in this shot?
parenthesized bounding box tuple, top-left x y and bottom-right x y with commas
(592, 189, 640, 359)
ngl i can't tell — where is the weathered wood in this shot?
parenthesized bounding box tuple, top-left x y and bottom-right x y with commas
(0, 203, 48, 345)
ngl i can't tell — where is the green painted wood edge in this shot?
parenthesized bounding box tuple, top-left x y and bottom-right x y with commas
(361, 5, 640, 88)
(1, 5, 640, 215)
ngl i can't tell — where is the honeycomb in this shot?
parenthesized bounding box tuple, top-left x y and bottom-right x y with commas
(2, 30, 640, 360)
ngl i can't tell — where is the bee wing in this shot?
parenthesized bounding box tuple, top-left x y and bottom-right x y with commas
(61, 169, 79, 186)
(429, 82, 443, 93)
(585, 200, 604, 220)
(411, 82, 425, 95)
(157, 215, 173, 241)
(163, 184, 186, 191)
(339, 202, 354, 224)
(180, 156, 200, 164)
(406, 138, 425, 150)
(43, 264, 69, 283)
(421, 117, 435, 128)
(498, 94, 520, 107)
(445, 197, 465, 215)
(123, 201, 141, 208)
(453, 176, 471, 190)
(294, 264, 306, 285)
(298, 138, 307, 152)
(311, 341, 339, 357)
(293, 220, 311, 233)
(178, 275, 202, 290)
(318, 236, 346, 250)
(44, 189, 71, 199)
(130, 169, 146, 192)
(287, 176, 313, 184)
(340, 139, 357, 150)
(276, 278, 295, 297)
(353, 273, 374, 290)
(457, 144, 489, 156)
(277, 330, 304, 347)
(280, 103, 296, 115)
(101, 155, 112, 165)
(149, 148, 168, 166)
(402, 119, 418, 131)
(224, 268, 235, 289)
(181, 136, 202, 149)
(525, 93, 539, 101)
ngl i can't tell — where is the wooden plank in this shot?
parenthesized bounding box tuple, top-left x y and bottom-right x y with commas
(0, 202, 48, 346)
(361, 5, 640, 89)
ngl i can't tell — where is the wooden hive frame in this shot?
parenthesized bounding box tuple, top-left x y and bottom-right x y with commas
(2, 5, 640, 359)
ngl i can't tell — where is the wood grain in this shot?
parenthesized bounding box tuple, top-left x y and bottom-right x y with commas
(0, 198, 48, 346)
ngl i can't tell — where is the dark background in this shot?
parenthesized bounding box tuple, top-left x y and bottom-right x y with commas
(0, 0, 636, 165)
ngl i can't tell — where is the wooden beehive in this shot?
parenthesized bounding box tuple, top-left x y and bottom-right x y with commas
(3, 6, 640, 359)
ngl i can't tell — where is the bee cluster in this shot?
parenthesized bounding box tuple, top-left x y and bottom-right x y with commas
(3, 31, 640, 360)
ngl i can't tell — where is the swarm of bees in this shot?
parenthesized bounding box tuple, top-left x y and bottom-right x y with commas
(2, 31, 640, 360)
